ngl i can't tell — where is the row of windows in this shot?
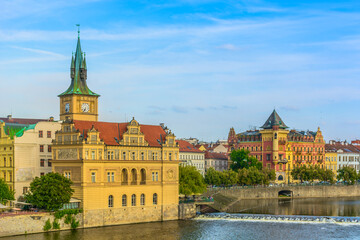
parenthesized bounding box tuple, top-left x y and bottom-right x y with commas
(2, 171, 13, 182)
(338, 156, 359, 162)
(179, 154, 204, 160)
(39, 130, 52, 138)
(292, 147, 324, 152)
(64, 169, 159, 184)
(40, 159, 52, 167)
(2, 147, 12, 151)
(84, 150, 177, 161)
(39, 145, 51, 153)
(2, 157, 12, 167)
(325, 157, 337, 162)
(108, 193, 158, 207)
(292, 155, 323, 161)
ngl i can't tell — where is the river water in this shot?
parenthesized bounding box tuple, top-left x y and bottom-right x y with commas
(6, 197, 360, 240)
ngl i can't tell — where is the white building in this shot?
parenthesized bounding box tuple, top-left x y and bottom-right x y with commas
(327, 140, 360, 173)
(205, 151, 228, 172)
(177, 140, 205, 176)
(13, 121, 61, 199)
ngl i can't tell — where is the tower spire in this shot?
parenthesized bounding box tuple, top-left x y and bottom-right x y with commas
(58, 27, 99, 97)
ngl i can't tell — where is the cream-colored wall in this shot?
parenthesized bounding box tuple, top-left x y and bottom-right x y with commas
(212, 144, 228, 154)
(13, 121, 61, 199)
(205, 158, 227, 172)
(179, 152, 205, 175)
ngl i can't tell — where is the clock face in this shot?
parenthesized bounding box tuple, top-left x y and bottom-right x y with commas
(65, 103, 70, 113)
(81, 103, 90, 113)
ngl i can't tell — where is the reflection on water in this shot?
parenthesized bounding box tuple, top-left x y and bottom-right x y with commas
(5, 219, 360, 240)
(5, 197, 360, 240)
(227, 197, 360, 217)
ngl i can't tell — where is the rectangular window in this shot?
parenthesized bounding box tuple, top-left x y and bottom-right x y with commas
(152, 172, 155, 181)
(39, 131, 43, 138)
(48, 160, 52, 167)
(155, 172, 158, 181)
(169, 153, 172, 161)
(64, 171, 71, 179)
(267, 163, 271, 169)
(23, 187, 28, 194)
(152, 153, 155, 160)
(40, 145, 44, 152)
(107, 172, 111, 182)
(91, 172, 96, 183)
(266, 154, 271, 161)
(48, 145, 52, 152)
(111, 172, 115, 182)
(47, 131, 51, 138)
(123, 152, 126, 160)
(40, 172, 45, 176)
(141, 152, 144, 160)
(132, 152, 135, 160)
(40, 159, 45, 167)
(91, 151, 96, 160)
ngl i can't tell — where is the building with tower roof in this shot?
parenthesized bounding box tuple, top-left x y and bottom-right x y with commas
(228, 110, 325, 183)
(51, 32, 180, 227)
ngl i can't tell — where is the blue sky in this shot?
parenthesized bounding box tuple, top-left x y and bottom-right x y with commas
(1, 0, 360, 142)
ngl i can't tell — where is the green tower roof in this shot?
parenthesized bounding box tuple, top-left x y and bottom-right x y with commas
(58, 31, 99, 97)
(261, 110, 288, 129)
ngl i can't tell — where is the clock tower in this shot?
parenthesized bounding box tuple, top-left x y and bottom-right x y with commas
(59, 31, 100, 122)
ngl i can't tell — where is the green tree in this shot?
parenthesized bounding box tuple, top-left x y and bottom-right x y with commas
(262, 168, 276, 185)
(220, 170, 238, 186)
(230, 149, 262, 171)
(179, 165, 206, 195)
(337, 166, 358, 185)
(0, 179, 14, 205)
(204, 167, 222, 186)
(25, 172, 74, 211)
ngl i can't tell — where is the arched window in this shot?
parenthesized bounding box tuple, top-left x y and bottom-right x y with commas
(131, 194, 136, 206)
(140, 169, 146, 185)
(153, 193, 158, 205)
(278, 175, 284, 181)
(140, 194, 145, 206)
(108, 195, 113, 208)
(122, 194, 127, 207)
(122, 169, 128, 185)
(131, 169, 137, 185)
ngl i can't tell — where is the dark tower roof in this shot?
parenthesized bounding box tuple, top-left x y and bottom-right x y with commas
(58, 31, 99, 97)
(261, 110, 288, 129)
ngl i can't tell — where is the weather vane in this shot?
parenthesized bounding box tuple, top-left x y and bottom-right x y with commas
(76, 24, 80, 37)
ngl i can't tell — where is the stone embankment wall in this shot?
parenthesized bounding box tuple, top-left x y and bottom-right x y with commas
(205, 185, 360, 200)
(178, 203, 196, 219)
(0, 204, 192, 238)
(0, 212, 82, 238)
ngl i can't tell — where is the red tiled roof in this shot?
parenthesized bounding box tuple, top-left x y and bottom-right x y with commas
(73, 120, 167, 147)
(325, 143, 360, 153)
(176, 140, 202, 153)
(0, 117, 47, 124)
(205, 151, 228, 160)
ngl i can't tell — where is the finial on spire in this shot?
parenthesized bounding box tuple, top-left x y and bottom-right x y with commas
(76, 24, 80, 38)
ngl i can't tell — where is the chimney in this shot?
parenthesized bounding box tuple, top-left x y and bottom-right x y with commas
(160, 123, 165, 129)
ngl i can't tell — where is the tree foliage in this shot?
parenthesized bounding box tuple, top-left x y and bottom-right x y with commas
(25, 172, 74, 211)
(204, 167, 222, 186)
(0, 179, 14, 205)
(291, 165, 335, 183)
(205, 167, 276, 186)
(179, 165, 207, 195)
(337, 166, 358, 185)
(230, 149, 262, 171)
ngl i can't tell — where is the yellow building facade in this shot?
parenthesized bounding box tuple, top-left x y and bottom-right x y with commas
(325, 151, 338, 176)
(52, 35, 180, 227)
(0, 121, 14, 192)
